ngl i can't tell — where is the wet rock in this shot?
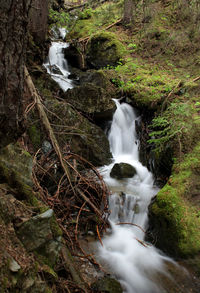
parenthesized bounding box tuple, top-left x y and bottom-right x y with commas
(64, 43, 85, 69)
(91, 276, 123, 293)
(68, 73, 79, 80)
(16, 209, 53, 251)
(42, 140, 52, 154)
(50, 64, 63, 75)
(86, 31, 126, 69)
(63, 70, 116, 116)
(110, 163, 137, 179)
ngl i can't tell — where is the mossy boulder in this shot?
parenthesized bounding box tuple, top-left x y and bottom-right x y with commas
(91, 276, 123, 293)
(47, 100, 112, 166)
(148, 143, 200, 263)
(0, 143, 33, 187)
(0, 186, 54, 293)
(86, 31, 126, 69)
(16, 209, 62, 266)
(63, 70, 116, 116)
(110, 163, 137, 179)
(29, 99, 112, 166)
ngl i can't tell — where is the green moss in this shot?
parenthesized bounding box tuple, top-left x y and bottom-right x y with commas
(86, 31, 126, 69)
(50, 214, 62, 238)
(27, 124, 41, 150)
(106, 58, 179, 108)
(68, 1, 123, 39)
(151, 143, 200, 257)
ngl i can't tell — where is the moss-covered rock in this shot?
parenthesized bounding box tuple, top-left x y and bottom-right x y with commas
(29, 99, 112, 166)
(0, 186, 54, 293)
(91, 276, 123, 293)
(148, 143, 200, 261)
(16, 209, 62, 266)
(86, 31, 126, 69)
(0, 143, 33, 188)
(110, 163, 137, 179)
(63, 70, 116, 116)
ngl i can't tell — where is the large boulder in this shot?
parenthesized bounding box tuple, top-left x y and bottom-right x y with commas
(110, 163, 137, 179)
(86, 31, 126, 69)
(28, 99, 112, 166)
(148, 143, 200, 275)
(63, 70, 116, 117)
(64, 43, 85, 70)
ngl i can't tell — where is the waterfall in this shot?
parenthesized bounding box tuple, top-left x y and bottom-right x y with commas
(43, 28, 74, 91)
(98, 100, 171, 293)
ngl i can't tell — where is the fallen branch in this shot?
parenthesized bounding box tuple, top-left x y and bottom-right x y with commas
(192, 76, 200, 82)
(78, 18, 122, 43)
(116, 222, 145, 233)
(104, 18, 122, 30)
(24, 66, 74, 192)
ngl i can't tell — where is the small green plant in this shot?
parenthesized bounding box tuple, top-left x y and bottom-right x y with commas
(79, 8, 93, 20)
(148, 101, 194, 153)
(49, 9, 70, 28)
(127, 43, 137, 50)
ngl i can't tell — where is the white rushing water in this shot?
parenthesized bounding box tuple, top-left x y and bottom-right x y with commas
(43, 28, 74, 91)
(98, 99, 171, 293)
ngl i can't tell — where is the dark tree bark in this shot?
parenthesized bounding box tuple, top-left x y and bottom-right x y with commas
(0, 0, 31, 148)
(28, 0, 48, 42)
(123, 0, 135, 25)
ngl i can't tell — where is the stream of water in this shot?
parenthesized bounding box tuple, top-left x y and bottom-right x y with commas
(43, 29, 199, 293)
(43, 28, 74, 91)
(98, 100, 172, 293)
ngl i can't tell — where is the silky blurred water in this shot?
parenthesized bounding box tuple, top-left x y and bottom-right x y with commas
(98, 100, 171, 293)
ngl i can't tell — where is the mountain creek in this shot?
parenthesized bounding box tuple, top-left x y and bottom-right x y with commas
(1, 1, 200, 292)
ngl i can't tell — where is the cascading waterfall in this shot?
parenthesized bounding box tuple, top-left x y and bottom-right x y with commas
(43, 28, 74, 91)
(98, 99, 172, 293)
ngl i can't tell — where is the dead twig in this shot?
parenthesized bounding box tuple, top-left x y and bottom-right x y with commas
(161, 80, 182, 114)
(96, 225, 104, 247)
(192, 76, 200, 82)
(116, 222, 145, 233)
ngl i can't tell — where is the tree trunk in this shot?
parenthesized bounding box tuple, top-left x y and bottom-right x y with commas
(123, 0, 134, 25)
(0, 0, 31, 148)
(28, 0, 48, 42)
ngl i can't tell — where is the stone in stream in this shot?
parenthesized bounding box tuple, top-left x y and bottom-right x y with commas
(110, 163, 137, 179)
(50, 64, 63, 75)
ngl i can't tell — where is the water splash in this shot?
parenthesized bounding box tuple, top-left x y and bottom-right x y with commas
(43, 28, 74, 91)
(98, 100, 171, 293)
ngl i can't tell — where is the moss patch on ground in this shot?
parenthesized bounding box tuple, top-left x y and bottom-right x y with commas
(68, 1, 123, 40)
